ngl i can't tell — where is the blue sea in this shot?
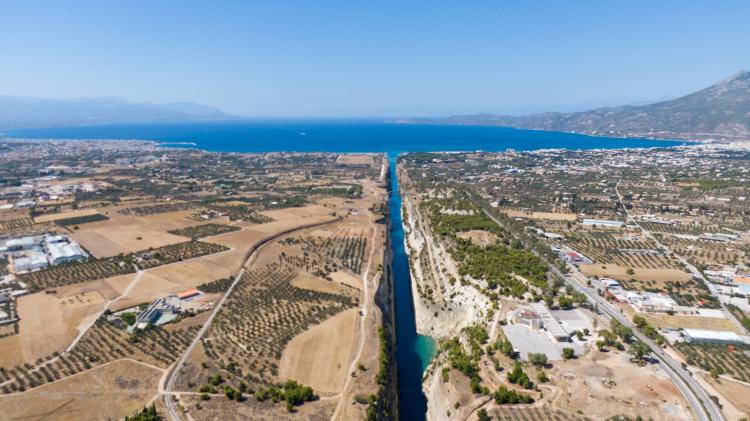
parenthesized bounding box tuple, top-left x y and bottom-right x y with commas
(3, 120, 681, 154)
(5, 120, 682, 421)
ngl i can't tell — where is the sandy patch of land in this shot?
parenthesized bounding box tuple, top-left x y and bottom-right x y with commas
(291, 273, 349, 295)
(457, 229, 500, 246)
(0, 359, 162, 421)
(700, 374, 750, 419)
(254, 205, 337, 234)
(71, 214, 187, 257)
(550, 350, 691, 420)
(336, 154, 376, 165)
(3, 279, 120, 366)
(329, 271, 363, 290)
(0, 335, 23, 368)
(278, 308, 358, 396)
(638, 312, 740, 332)
(135, 210, 201, 228)
(34, 209, 101, 223)
(204, 227, 268, 250)
(501, 209, 578, 221)
(580, 264, 691, 283)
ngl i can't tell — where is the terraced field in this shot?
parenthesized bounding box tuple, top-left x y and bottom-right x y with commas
(201, 262, 358, 385)
(167, 223, 240, 239)
(54, 213, 109, 227)
(565, 231, 677, 269)
(20, 256, 135, 292)
(135, 241, 229, 269)
(0, 317, 199, 393)
(283, 233, 368, 275)
(486, 406, 590, 421)
(675, 342, 750, 382)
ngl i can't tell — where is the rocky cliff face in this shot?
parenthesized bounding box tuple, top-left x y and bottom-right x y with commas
(401, 190, 489, 339)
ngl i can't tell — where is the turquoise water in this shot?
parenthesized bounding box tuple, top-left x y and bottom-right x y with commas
(414, 335, 438, 372)
(7, 120, 683, 421)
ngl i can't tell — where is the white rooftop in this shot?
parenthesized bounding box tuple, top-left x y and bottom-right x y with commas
(683, 329, 741, 341)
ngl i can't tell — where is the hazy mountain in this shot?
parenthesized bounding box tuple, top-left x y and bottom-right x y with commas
(400, 71, 750, 142)
(0, 95, 239, 130)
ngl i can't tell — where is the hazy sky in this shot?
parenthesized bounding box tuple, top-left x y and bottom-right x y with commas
(1, 1, 749, 117)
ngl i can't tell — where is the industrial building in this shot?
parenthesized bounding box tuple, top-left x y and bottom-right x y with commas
(582, 218, 624, 228)
(530, 302, 571, 342)
(14, 252, 49, 272)
(134, 296, 182, 329)
(4, 237, 38, 252)
(2, 234, 86, 273)
(46, 240, 84, 265)
(683, 329, 744, 345)
(177, 289, 202, 301)
(509, 302, 571, 342)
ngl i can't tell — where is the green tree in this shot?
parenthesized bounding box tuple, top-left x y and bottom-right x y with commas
(628, 341, 649, 362)
(120, 312, 136, 326)
(528, 352, 548, 367)
(558, 295, 573, 309)
(562, 347, 575, 359)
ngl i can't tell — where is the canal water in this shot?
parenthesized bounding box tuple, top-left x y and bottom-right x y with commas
(388, 156, 438, 421)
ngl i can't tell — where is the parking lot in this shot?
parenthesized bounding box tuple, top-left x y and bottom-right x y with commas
(502, 324, 584, 361)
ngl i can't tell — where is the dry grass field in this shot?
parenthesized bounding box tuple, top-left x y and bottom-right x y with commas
(0, 336, 23, 369)
(501, 209, 578, 221)
(71, 214, 188, 257)
(2, 279, 120, 366)
(0, 273, 129, 368)
(278, 308, 358, 395)
(290, 272, 352, 295)
(336, 154, 376, 165)
(457, 229, 500, 246)
(636, 312, 740, 332)
(700, 374, 750, 419)
(0, 359, 162, 421)
(580, 264, 690, 283)
(329, 270, 363, 290)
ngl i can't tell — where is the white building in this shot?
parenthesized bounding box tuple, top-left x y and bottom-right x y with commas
(5, 237, 39, 251)
(683, 329, 744, 345)
(47, 242, 84, 265)
(14, 252, 49, 272)
(582, 219, 624, 228)
(529, 302, 570, 342)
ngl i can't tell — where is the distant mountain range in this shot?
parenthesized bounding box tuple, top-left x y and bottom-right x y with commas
(399, 71, 750, 142)
(0, 96, 238, 130)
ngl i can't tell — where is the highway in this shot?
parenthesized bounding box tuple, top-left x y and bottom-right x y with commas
(482, 209, 725, 421)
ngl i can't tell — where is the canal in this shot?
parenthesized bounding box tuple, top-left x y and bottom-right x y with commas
(388, 156, 437, 421)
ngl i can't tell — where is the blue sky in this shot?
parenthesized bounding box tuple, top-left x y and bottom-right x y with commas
(1, 1, 748, 117)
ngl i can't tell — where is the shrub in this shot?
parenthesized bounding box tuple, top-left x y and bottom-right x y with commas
(562, 347, 575, 359)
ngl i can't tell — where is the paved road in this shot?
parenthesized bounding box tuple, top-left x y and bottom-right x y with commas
(163, 217, 341, 421)
(482, 209, 724, 421)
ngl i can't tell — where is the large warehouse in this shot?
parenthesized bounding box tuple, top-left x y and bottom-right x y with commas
(683, 329, 744, 345)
